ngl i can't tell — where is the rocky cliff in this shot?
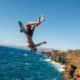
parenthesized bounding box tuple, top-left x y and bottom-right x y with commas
(41, 49, 80, 80)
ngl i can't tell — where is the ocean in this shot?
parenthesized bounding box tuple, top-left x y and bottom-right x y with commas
(0, 46, 63, 80)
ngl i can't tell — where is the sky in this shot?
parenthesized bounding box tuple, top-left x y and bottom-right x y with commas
(0, 0, 80, 50)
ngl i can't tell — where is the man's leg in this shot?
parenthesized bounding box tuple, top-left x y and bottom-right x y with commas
(27, 16, 45, 28)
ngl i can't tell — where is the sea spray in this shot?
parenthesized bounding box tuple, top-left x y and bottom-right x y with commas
(43, 56, 65, 72)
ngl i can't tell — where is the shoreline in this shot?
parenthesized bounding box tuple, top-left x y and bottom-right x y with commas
(41, 49, 80, 80)
(43, 58, 65, 73)
(1, 45, 80, 80)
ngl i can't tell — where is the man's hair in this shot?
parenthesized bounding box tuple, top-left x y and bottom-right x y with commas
(31, 48, 37, 52)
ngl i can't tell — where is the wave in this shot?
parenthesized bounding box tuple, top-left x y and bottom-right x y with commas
(44, 58, 65, 72)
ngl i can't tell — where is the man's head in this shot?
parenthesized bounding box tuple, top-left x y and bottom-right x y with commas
(31, 47, 37, 52)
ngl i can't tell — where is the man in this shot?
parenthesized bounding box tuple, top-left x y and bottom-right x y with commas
(18, 16, 47, 52)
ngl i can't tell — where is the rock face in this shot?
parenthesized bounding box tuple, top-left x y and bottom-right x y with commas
(41, 50, 66, 64)
(41, 49, 80, 80)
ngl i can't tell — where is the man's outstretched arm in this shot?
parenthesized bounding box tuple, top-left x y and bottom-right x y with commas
(35, 41, 47, 47)
(18, 21, 27, 34)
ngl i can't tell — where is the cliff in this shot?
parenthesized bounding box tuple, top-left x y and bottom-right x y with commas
(41, 49, 80, 80)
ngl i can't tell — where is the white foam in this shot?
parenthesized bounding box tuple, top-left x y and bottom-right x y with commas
(25, 62, 30, 65)
(24, 54, 27, 56)
(44, 58, 65, 72)
(44, 58, 52, 62)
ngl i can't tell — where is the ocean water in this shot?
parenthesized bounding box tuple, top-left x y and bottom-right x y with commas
(0, 46, 63, 80)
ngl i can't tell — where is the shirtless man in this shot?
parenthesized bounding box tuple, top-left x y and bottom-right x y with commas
(18, 16, 47, 52)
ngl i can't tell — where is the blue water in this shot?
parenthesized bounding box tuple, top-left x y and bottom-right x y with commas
(0, 46, 63, 80)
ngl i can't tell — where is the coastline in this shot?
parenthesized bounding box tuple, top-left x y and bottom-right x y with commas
(41, 49, 80, 80)
(1, 44, 80, 80)
(44, 58, 65, 72)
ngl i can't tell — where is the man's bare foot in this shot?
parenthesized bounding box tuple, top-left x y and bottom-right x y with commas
(40, 16, 45, 22)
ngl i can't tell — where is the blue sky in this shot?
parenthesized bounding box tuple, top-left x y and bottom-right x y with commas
(0, 0, 80, 50)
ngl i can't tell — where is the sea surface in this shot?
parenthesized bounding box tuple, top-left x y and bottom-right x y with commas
(0, 46, 63, 80)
